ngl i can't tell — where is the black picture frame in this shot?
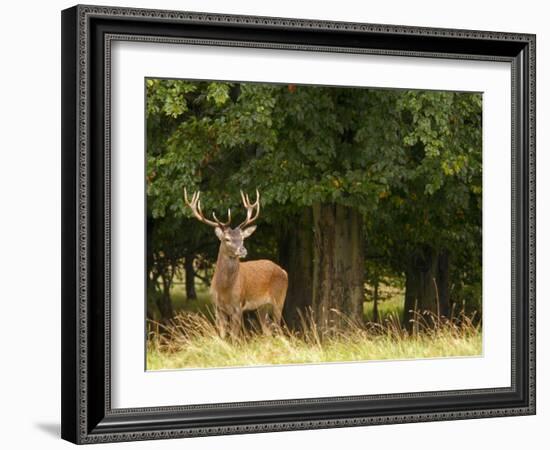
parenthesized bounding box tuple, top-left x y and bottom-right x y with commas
(61, 4, 536, 444)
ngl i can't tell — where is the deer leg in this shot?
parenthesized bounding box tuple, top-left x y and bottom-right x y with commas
(229, 307, 243, 338)
(270, 273, 287, 332)
(272, 303, 284, 331)
(270, 287, 286, 332)
(215, 307, 229, 339)
(256, 305, 271, 335)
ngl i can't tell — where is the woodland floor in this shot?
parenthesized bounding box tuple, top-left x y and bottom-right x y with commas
(147, 330, 482, 370)
(147, 283, 482, 370)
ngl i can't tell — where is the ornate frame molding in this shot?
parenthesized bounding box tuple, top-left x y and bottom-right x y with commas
(61, 5, 536, 444)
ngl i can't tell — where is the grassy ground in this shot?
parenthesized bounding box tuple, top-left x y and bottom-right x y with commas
(148, 331, 481, 370)
(364, 295, 403, 323)
(170, 281, 212, 315)
(147, 301, 481, 370)
(148, 281, 482, 370)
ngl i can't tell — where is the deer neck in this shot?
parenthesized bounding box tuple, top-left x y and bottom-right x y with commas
(214, 244, 240, 289)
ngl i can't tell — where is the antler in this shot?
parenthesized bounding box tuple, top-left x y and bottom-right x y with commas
(184, 188, 232, 228)
(238, 189, 260, 229)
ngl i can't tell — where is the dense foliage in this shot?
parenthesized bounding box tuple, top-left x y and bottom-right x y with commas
(146, 79, 482, 329)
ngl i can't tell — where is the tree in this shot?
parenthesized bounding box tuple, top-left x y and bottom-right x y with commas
(367, 91, 482, 327)
(146, 80, 233, 319)
(278, 209, 313, 329)
(183, 254, 197, 300)
(232, 85, 400, 330)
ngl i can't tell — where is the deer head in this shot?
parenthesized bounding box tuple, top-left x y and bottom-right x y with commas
(184, 188, 260, 259)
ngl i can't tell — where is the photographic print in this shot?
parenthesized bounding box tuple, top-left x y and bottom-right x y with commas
(145, 79, 483, 370)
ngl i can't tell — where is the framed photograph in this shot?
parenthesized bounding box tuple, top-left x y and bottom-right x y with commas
(61, 4, 536, 444)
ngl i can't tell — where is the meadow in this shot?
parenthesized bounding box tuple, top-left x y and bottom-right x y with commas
(146, 282, 482, 370)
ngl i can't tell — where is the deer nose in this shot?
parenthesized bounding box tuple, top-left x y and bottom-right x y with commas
(237, 247, 247, 258)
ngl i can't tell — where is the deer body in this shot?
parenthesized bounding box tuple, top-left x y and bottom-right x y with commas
(212, 256, 287, 336)
(185, 189, 288, 337)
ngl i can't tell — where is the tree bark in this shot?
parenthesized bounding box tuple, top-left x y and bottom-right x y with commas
(184, 254, 197, 300)
(146, 217, 157, 320)
(311, 203, 365, 332)
(372, 280, 379, 323)
(278, 208, 314, 330)
(437, 250, 450, 317)
(157, 271, 174, 321)
(403, 246, 450, 331)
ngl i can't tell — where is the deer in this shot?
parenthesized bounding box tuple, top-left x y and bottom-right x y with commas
(184, 188, 288, 338)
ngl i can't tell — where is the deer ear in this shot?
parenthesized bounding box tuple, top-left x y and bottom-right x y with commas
(241, 225, 257, 238)
(214, 227, 225, 241)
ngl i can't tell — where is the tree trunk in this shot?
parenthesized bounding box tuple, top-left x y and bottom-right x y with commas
(279, 208, 314, 330)
(372, 279, 379, 323)
(146, 217, 157, 321)
(147, 272, 159, 321)
(157, 270, 174, 321)
(437, 250, 450, 317)
(311, 203, 365, 332)
(403, 246, 450, 331)
(184, 254, 197, 300)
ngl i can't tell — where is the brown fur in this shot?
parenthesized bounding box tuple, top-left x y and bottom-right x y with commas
(211, 245, 288, 336)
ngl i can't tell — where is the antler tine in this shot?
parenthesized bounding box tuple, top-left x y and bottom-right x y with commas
(239, 189, 260, 229)
(183, 188, 223, 228)
(212, 208, 232, 227)
(240, 190, 248, 207)
(183, 187, 191, 205)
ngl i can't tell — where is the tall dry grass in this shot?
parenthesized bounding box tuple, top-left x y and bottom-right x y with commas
(146, 307, 481, 370)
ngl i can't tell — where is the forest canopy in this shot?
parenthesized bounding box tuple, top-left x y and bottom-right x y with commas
(145, 79, 482, 332)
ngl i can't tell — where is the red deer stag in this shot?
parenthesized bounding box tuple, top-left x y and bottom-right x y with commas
(184, 189, 288, 337)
